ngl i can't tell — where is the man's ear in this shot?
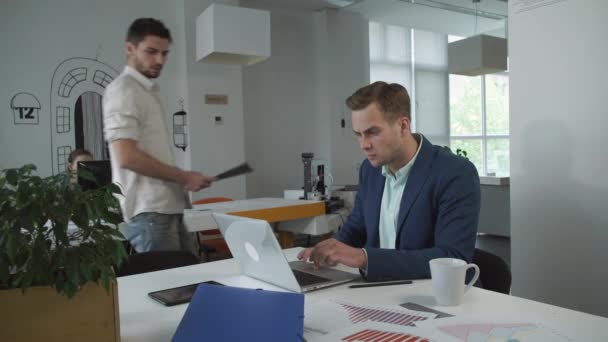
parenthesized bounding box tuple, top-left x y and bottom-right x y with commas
(125, 41, 136, 56)
(400, 116, 411, 134)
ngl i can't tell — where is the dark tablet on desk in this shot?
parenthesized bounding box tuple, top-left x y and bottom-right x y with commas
(148, 280, 224, 306)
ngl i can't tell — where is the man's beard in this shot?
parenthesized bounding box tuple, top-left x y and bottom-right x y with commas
(135, 60, 161, 79)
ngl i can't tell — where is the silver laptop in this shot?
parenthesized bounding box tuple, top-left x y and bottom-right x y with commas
(212, 213, 358, 293)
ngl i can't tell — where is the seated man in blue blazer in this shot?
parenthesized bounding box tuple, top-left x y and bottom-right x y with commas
(298, 81, 480, 281)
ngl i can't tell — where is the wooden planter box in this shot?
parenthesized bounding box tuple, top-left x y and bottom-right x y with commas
(0, 281, 120, 342)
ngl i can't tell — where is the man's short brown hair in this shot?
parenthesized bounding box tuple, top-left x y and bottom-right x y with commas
(345, 81, 411, 122)
(126, 18, 172, 45)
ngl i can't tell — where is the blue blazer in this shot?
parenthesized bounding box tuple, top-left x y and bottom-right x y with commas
(335, 136, 481, 281)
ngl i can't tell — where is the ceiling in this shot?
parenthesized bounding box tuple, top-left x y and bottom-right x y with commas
(401, 0, 508, 19)
(244, 0, 508, 37)
(242, 0, 365, 11)
(245, 0, 507, 17)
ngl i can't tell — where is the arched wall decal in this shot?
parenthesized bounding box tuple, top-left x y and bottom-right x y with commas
(50, 58, 118, 175)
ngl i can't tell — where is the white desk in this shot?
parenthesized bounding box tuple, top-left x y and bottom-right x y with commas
(117, 248, 608, 341)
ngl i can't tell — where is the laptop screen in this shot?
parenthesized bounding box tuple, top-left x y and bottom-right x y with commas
(213, 213, 358, 293)
(77, 160, 112, 191)
(213, 213, 303, 292)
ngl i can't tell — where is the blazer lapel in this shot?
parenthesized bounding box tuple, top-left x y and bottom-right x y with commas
(396, 136, 435, 235)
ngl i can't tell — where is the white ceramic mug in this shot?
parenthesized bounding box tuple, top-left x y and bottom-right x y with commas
(429, 258, 480, 306)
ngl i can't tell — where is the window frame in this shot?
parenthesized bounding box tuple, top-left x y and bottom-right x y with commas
(449, 71, 510, 176)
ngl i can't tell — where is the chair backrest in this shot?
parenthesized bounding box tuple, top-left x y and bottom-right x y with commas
(192, 197, 233, 205)
(116, 251, 199, 277)
(473, 248, 512, 294)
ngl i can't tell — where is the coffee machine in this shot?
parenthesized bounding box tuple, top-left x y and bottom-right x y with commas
(301, 153, 327, 199)
(300, 152, 345, 213)
(301, 152, 315, 200)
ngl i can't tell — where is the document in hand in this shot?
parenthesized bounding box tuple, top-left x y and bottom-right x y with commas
(214, 162, 253, 180)
(172, 283, 305, 342)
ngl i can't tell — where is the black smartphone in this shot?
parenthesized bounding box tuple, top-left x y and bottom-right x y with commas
(148, 280, 224, 306)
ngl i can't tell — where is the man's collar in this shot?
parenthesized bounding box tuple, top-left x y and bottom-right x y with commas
(124, 66, 156, 91)
(382, 134, 424, 179)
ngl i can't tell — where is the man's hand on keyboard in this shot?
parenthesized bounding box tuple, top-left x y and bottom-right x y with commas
(297, 238, 367, 270)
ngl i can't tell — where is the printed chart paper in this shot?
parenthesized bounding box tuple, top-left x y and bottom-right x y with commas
(305, 299, 437, 338)
(317, 322, 440, 342)
(416, 314, 575, 342)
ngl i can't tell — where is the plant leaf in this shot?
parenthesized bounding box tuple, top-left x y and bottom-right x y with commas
(77, 167, 97, 183)
(5, 169, 18, 186)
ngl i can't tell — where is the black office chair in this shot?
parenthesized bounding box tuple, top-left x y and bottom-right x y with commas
(116, 250, 199, 277)
(473, 248, 511, 294)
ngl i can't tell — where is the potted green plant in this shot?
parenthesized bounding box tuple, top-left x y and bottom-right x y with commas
(444, 146, 469, 160)
(0, 164, 127, 341)
(456, 148, 468, 159)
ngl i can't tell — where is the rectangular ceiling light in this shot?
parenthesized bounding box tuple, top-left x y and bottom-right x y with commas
(196, 4, 270, 65)
(448, 34, 507, 76)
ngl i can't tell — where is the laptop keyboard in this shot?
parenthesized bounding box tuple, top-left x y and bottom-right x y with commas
(292, 269, 331, 286)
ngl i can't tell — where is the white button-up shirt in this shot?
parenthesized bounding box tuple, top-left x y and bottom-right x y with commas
(103, 66, 186, 222)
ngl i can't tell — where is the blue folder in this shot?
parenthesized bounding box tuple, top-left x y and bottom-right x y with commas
(172, 283, 305, 341)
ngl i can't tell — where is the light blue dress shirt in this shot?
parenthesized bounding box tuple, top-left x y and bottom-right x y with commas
(379, 134, 423, 249)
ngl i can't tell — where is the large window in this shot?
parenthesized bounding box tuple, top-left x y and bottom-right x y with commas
(449, 36, 509, 176)
(370, 27, 509, 176)
(450, 74, 509, 176)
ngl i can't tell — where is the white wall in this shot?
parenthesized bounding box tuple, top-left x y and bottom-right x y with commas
(241, 5, 323, 198)
(0, 0, 189, 176)
(182, 0, 247, 201)
(1, 0, 367, 201)
(510, 0, 608, 317)
(324, 10, 370, 186)
(0, 0, 251, 200)
(241, 3, 368, 197)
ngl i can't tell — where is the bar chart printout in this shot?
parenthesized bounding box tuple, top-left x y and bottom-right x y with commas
(317, 322, 438, 342)
(304, 299, 437, 339)
(342, 328, 430, 342)
(337, 301, 435, 325)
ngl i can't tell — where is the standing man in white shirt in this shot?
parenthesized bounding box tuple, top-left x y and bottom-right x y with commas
(103, 18, 214, 253)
